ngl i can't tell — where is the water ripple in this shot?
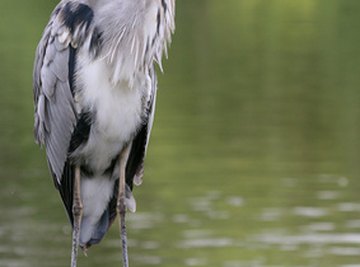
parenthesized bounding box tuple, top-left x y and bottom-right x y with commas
(178, 238, 234, 248)
(256, 233, 360, 245)
(293, 207, 328, 218)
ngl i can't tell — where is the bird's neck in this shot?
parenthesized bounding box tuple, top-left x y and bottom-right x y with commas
(91, 0, 175, 85)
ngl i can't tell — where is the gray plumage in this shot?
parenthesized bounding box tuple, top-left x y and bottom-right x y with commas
(33, 0, 175, 266)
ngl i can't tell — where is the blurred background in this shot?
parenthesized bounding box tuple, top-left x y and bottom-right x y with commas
(1, 0, 360, 266)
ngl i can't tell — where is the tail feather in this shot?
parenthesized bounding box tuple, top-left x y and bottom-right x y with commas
(80, 182, 136, 247)
(80, 208, 109, 248)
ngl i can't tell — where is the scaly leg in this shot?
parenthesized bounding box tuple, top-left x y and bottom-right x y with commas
(71, 166, 83, 267)
(117, 143, 132, 267)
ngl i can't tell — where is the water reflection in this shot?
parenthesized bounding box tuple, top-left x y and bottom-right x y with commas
(1, 0, 360, 266)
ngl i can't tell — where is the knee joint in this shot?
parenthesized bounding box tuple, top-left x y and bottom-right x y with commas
(72, 204, 83, 217)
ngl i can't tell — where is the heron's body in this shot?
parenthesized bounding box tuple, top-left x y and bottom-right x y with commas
(75, 57, 146, 245)
(33, 0, 175, 265)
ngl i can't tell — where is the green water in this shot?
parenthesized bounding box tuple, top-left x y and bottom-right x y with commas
(1, 0, 360, 266)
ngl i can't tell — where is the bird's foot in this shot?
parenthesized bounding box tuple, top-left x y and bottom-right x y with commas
(80, 244, 89, 257)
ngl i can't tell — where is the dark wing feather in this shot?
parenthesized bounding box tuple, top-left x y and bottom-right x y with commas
(126, 67, 158, 188)
(125, 123, 149, 189)
(33, 2, 95, 222)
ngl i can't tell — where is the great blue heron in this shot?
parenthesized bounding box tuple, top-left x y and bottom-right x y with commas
(32, 1, 175, 267)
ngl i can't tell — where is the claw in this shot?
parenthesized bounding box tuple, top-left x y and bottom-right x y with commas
(125, 185, 136, 213)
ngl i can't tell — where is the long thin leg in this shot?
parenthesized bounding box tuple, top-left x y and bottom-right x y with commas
(71, 166, 83, 267)
(117, 143, 132, 267)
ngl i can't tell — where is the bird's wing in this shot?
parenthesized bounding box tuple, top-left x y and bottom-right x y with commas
(125, 68, 158, 188)
(33, 2, 95, 186)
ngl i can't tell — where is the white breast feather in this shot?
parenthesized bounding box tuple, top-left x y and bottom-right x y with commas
(75, 58, 143, 171)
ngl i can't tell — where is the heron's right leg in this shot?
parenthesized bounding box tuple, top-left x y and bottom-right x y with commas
(71, 166, 83, 267)
(117, 143, 132, 267)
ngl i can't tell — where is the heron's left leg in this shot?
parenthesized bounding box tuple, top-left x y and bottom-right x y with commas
(71, 166, 83, 267)
(117, 142, 132, 267)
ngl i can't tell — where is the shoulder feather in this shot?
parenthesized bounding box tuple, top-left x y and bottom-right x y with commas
(33, 2, 95, 184)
